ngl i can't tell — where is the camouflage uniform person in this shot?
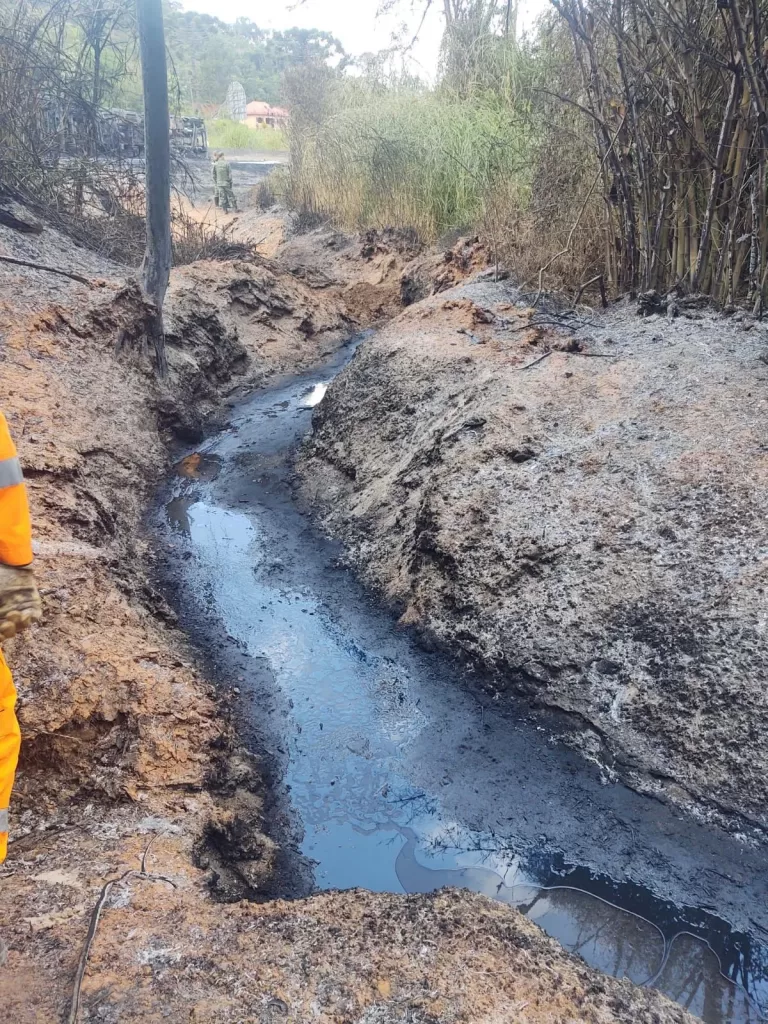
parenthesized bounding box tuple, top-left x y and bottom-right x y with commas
(212, 151, 237, 212)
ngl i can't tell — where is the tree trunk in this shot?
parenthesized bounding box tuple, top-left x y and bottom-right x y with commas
(136, 0, 170, 377)
(92, 43, 102, 108)
(504, 0, 517, 38)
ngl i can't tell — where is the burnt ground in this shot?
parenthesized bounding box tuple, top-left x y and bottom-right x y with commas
(178, 151, 287, 212)
(0, 206, 695, 1022)
(297, 280, 768, 840)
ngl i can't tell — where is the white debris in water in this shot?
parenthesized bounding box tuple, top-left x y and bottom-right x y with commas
(305, 382, 328, 407)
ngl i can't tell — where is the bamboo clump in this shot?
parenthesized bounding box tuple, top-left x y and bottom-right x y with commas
(553, 0, 768, 307)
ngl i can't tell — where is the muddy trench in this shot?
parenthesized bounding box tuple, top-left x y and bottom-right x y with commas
(149, 322, 768, 1024)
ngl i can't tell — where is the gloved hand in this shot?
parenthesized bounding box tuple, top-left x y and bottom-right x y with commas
(0, 564, 42, 640)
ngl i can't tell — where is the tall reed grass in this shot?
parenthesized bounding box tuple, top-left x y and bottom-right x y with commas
(287, 73, 532, 242)
(283, 43, 604, 293)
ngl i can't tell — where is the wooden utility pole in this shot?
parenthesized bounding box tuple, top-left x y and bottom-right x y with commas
(136, 0, 170, 376)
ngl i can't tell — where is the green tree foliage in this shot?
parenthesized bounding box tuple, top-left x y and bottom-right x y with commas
(74, 2, 345, 112)
(161, 5, 346, 110)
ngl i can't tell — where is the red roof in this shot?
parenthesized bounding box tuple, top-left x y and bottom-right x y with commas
(246, 101, 271, 116)
(245, 101, 289, 118)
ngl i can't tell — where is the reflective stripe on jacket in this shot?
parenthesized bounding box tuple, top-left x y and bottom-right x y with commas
(0, 413, 33, 567)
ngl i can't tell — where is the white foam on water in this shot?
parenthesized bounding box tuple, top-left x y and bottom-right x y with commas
(305, 382, 328, 407)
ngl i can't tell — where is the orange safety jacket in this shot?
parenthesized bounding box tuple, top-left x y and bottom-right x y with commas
(0, 412, 33, 567)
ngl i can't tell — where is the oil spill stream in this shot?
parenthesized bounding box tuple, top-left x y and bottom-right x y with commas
(158, 335, 768, 1024)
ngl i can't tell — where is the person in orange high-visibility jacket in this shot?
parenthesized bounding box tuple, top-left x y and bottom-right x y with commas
(0, 412, 42, 863)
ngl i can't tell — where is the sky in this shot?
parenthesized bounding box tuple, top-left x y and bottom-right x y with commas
(177, 0, 551, 80)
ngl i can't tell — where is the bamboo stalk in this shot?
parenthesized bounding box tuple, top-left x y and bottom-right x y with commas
(553, 0, 767, 303)
(691, 69, 741, 291)
(728, 0, 768, 152)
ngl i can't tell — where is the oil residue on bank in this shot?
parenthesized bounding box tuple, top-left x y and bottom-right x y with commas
(159, 336, 768, 1024)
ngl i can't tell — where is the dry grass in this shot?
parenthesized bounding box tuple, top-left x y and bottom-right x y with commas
(171, 207, 263, 265)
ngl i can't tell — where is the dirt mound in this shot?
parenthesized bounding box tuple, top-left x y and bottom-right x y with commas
(400, 235, 489, 306)
(273, 224, 421, 323)
(10, 885, 694, 1023)
(0, 224, 350, 1015)
(298, 279, 768, 834)
(234, 213, 491, 327)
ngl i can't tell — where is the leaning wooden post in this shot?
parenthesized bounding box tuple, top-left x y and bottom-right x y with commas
(136, 0, 170, 377)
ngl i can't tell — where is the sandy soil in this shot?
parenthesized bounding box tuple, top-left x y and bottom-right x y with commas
(0, 211, 694, 1023)
(54, 888, 694, 1024)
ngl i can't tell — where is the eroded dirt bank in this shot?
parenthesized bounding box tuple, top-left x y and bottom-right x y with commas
(0, 217, 352, 1017)
(297, 279, 768, 836)
(0, 215, 694, 1022)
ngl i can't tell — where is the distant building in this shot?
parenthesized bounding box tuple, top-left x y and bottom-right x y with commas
(243, 101, 289, 130)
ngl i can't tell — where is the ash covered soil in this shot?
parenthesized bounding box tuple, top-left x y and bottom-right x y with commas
(0, 210, 694, 1022)
(298, 281, 768, 835)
